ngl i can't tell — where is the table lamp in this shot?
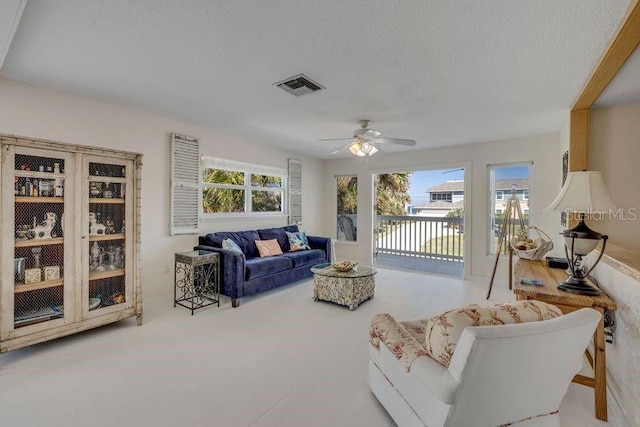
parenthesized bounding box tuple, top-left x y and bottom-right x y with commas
(544, 171, 616, 296)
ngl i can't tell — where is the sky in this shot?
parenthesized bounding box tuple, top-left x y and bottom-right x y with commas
(407, 165, 530, 207)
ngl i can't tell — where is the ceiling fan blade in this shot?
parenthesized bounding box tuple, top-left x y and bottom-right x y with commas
(329, 142, 354, 155)
(374, 137, 416, 146)
(319, 138, 353, 142)
(360, 129, 381, 139)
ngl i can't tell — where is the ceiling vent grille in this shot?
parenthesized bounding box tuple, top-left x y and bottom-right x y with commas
(275, 74, 325, 96)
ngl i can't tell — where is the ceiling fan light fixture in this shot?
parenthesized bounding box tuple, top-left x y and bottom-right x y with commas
(321, 120, 413, 156)
(348, 141, 362, 156)
(348, 140, 378, 157)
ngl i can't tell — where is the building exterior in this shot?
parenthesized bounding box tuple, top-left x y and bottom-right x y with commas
(415, 179, 529, 217)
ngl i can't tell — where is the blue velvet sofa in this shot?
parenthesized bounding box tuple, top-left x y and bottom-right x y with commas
(195, 225, 331, 307)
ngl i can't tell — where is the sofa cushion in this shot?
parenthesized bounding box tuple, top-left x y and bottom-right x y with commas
(281, 249, 325, 267)
(245, 256, 292, 280)
(424, 301, 562, 368)
(222, 238, 242, 253)
(257, 225, 298, 252)
(286, 231, 310, 251)
(203, 230, 260, 258)
(255, 239, 283, 257)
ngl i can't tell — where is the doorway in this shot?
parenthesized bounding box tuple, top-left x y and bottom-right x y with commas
(374, 168, 466, 277)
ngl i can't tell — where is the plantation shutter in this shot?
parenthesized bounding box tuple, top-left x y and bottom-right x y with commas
(170, 133, 200, 235)
(288, 158, 302, 225)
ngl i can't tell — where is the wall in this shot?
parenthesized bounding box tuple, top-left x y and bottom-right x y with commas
(589, 103, 640, 253)
(322, 133, 564, 279)
(0, 78, 324, 297)
(588, 247, 640, 426)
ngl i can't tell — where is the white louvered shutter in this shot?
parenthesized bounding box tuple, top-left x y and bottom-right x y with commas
(288, 158, 302, 225)
(170, 133, 200, 235)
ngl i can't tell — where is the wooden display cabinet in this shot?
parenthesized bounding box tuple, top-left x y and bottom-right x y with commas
(0, 135, 142, 354)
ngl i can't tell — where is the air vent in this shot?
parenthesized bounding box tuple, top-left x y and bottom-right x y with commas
(275, 74, 325, 96)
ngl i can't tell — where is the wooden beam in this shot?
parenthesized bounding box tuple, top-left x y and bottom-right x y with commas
(569, 109, 589, 172)
(573, 0, 640, 110)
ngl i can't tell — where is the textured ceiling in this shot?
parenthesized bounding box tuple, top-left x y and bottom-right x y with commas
(0, 0, 633, 158)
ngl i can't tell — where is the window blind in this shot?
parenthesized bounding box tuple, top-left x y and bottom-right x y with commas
(288, 158, 302, 225)
(170, 133, 200, 235)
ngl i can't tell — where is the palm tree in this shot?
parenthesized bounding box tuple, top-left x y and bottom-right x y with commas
(251, 174, 282, 212)
(375, 173, 411, 215)
(337, 176, 358, 214)
(337, 173, 412, 216)
(202, 169, 245, 213)
(202, 170, 284, 213)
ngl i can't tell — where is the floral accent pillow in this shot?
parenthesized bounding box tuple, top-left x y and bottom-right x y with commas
(222, 238, 242, 253)
(255, 239, 283, 257)
(286, 231, 310, 251)
(424, 300, 562, 368)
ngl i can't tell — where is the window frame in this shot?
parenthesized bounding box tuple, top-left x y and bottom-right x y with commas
(487, 162, 532, 255)
(200, 157, 287, 219)
(336, 175, 358, 242)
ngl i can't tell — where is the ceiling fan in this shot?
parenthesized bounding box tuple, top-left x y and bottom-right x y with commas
(320, 120, 417, 156)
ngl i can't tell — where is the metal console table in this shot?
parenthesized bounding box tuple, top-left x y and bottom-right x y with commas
(174, 250, 220, 315)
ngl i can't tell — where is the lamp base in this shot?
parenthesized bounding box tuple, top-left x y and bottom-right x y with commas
(557, 276, 601, 296)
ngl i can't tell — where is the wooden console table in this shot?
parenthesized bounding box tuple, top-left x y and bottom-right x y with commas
(513, 258, 616, 422)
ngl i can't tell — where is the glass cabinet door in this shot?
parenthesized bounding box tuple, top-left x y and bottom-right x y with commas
(11, 148, 71, 330)
(84, 157, 133, 316)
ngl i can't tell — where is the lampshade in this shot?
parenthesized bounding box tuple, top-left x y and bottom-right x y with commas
(544, 171, 615, 296)
(348, 140, 378, 157)
(544, 171, 616, 213)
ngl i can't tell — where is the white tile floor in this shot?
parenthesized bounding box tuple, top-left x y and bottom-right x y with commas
(0, 268, 615, 426)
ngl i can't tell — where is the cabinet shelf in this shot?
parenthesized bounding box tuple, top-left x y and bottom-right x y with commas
(15, 237, 64, 248)
(89, 198, 124, 204)
(15, 196, 64, 203)
(88, 176, 126, 184)
(89, 269, 125, 281)
(15, 279, 64, 293)
(15, 171, 65, 179)
(89, 233, 125, 241)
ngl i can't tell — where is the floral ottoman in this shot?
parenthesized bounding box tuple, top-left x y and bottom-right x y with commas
(311, 263, 376, 310)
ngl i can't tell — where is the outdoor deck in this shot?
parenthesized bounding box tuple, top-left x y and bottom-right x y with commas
(375, 253, 464, 276)
(374, 215, 464, 277)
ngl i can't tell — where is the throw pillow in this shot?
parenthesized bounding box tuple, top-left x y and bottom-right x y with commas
(255, 239, 283, 257)
(286, 231, 310, 251)
(222, 238, 242, 253)
(424, 300, 562, 368)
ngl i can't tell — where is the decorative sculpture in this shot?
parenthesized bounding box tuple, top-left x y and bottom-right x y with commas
(89, 212, 107, 235)
(30, 212, 57, 240)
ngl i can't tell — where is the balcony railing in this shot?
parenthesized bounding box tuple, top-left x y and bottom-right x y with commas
(375, 215, 464, 262)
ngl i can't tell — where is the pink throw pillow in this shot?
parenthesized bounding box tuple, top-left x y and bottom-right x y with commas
(255, 239, 283, 257)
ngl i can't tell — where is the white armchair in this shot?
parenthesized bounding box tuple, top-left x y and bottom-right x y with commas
(369, 308, 601, 427)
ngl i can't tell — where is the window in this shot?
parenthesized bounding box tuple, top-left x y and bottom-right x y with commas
(251, 174, 283, 212)
(336, 175, 357, 241)
(431, 192, 452, 202)
(488, 163, 531, 254)
(201, 157, 286, 216)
